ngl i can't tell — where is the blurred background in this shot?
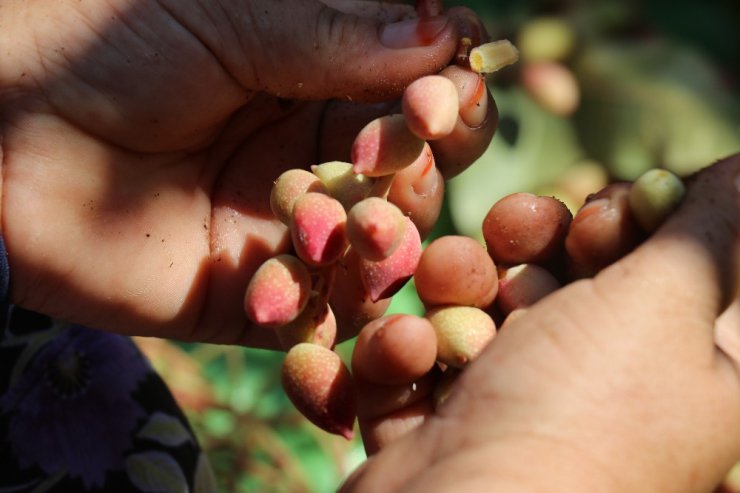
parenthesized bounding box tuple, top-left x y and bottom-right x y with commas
(134, 0, 740, 491)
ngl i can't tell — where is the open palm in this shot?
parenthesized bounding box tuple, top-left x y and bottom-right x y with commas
(0, 0, 494, 346)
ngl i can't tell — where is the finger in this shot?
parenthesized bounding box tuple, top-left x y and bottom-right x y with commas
(197, 102, 330, 348)
(565, 182, 645, 278)
(355, 372, 437, 421)
(321, 0, 415, 22)
(352, 314, 439, 454)
(319, 100, 398, 162)
(355, 371, 437, 455)
(386, 143, 445, 240)
(422, 6, 496, 178)
(429, 65, 498, 179)
(317, 4, 493, 161)
(330, 248, 393, 343)
(595, 154, 740, 343)
(351, 315, 437, 385)
(340, 420, 440, 493)
(447, 5, 490, 51)
(715, 299, 740, 363)
(416, 0, 443, 18)
(197, 0, 459, 101)
(359, 398, 434, 455)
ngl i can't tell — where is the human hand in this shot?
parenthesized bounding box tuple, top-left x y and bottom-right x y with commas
(0, 0, 495, 346)
(344, 155, 740, 492)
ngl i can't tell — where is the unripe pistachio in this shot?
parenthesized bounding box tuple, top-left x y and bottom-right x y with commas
(483, 193, 572, 266)
(276, 302, 337, 351)
(330, 249, 391, 342)
(352, 314, 437, 386)
(352, 114, 426, 177)
(282, 344, 356, 440)
(291, 193, 347, 266)
(415, 235, 498, 309)
(628, 169, 686, 232)
(426, 306, 496, 368)
(517, 17, 576, 63)
(497, 264, 560, 316)
(311, 161, 374, 210)
(244, 255, 311, 328)
(270, 169, 328, 225)
(402, 76, 459, 141)
(360, 217, 422, 302)
(521, 62, 580, 117)
(347, 197, 406, 261)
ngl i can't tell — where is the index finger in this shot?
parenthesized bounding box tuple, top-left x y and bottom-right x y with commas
(428, 65, 498, 179)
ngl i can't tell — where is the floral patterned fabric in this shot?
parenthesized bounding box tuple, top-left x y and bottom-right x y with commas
(0, 238, 215, 492)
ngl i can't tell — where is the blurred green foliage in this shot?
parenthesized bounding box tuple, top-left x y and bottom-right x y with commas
(447, 0, 739, 238)
(145, 1, 739, 491)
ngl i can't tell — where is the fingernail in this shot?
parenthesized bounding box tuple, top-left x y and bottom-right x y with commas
(381, 16, 449, 49)
(441, 66, 489, 128)
(459, 75, 488, 127)
(416, 0, 444, 17)
(456, 10, 488, 46)
(445, 69, 487, 128)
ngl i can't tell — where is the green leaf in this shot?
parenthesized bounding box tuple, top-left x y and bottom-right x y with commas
(574, 42, 740, 179)
(202, 409, 235, 438)
(193, 453, 217, 493)
(137, 412, 194, 447)
(386, 279, 424, 318)
(126, 451, 188, 493)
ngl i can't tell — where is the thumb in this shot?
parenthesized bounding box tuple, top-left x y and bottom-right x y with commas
(210, 0, 458, 101)
(595, 154, 739, 344)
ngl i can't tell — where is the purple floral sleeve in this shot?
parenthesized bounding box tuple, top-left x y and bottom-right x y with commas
(0, 236, 215, 492)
